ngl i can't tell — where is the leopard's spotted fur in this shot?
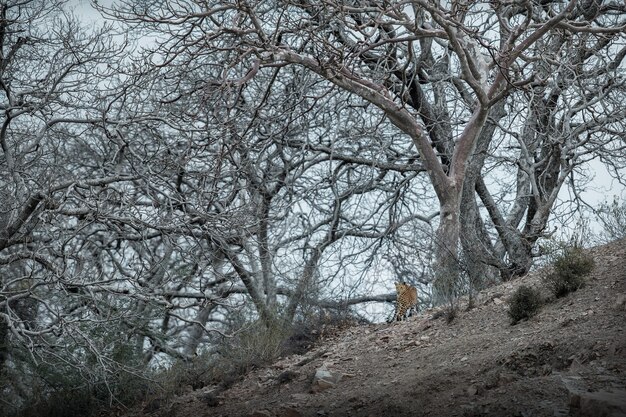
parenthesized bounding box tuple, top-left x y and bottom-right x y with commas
(388, 281, 418, 323)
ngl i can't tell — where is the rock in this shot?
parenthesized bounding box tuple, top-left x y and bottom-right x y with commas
(200, 391, 220, 407)
(276, 370, 298, 384)
(615, 294, 626, 311)
(607, 341, 620, 358)
(483, 370, 499, 389)
(569, 392, 582, 409)
(466, 385, 480, 396)
(561, 376, 588, 409)
(311, 365, 342, 393)
(417, 320, 432, 331)
(290, 393, 310, 402)
(569, 357, 585, 372)
(572, 390, 626, 417)
(460, 356, 469, 362)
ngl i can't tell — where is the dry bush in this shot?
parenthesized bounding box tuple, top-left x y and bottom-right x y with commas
(15, 390, 95, 417)
(596, 198, 626, 241)
(544, 246, 595, 298)
(280, 321, 322, 356)
(221, 321, 288, 374)
(508, 285, 543, 325)
(154, 355, 215, 395)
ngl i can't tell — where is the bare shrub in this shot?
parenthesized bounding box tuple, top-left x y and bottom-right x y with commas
(508, 286, 543, 325)
(220, 321, 288, 375)
(596, 198, 626, 242)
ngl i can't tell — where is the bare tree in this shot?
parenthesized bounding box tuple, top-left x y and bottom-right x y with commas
(0, 0, 142, 408)
(113, 45, 437, 328)
(0, 1, 438, 410)
(102, 1, 625, 306)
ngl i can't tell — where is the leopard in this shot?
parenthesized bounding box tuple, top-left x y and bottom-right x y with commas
(387, 281, 418, 323)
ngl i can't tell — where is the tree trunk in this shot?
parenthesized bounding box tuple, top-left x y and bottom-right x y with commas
(432, 191, 461, 306)
(283, 246, 323, 323)
(225, 249, 275, 327)
(183, 303, 216, 358)
(460, 102, 507, 288)
(258, 199, 277, 310)
(0, 317, 8, 370)
(475, 177, 533, 279)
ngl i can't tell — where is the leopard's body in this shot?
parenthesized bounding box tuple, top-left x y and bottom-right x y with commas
(388, 281, 418, 323)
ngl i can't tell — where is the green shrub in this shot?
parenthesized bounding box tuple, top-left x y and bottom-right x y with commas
(508, 285, 543, 324)
(544, 246, 594, 298)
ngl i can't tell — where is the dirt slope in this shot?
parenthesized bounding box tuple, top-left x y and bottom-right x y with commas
(141, 239, 626, 417)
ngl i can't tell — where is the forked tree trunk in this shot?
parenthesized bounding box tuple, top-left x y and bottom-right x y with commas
(273, 2, 574, 307)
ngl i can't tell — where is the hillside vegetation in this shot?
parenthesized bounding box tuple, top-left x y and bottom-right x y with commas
(118, 238, 626, 417)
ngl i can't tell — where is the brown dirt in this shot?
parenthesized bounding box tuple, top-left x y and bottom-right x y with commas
(131, 239, 626, 417)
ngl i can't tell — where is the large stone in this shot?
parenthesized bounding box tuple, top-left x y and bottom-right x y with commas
(200, 391, 220, 407)
(563, 374, 626, 417)
(576, 391, 626, 417)
(311, 365, 342, 393)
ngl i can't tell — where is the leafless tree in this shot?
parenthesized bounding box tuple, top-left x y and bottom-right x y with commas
(2, 2, 438, 407)
(100, 1, 625, 307)
(108, 40, 438, 332)
(0, 0, 141, 408)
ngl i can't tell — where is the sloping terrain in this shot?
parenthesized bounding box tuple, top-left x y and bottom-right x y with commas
(135, 239, 626, 417)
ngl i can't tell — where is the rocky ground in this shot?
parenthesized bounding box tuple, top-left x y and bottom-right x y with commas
(129, 239, 626, 417)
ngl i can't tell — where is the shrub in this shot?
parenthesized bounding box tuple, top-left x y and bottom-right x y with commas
(544, 246, 595, 298)
(280, 321, 322, 356)
(17, 388, 97, 417)
(154, 355, 215, 396)
(220, 320, 288, 375)
(596, 198, 626, 241)
(508, 285, 543, 324)
(444, 305, 457, 324)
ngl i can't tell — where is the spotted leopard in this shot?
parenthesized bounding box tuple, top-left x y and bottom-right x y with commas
(388, 281, 418, 323)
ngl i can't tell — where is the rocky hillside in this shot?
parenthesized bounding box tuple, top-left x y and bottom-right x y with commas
(133, 239, 626, 417)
